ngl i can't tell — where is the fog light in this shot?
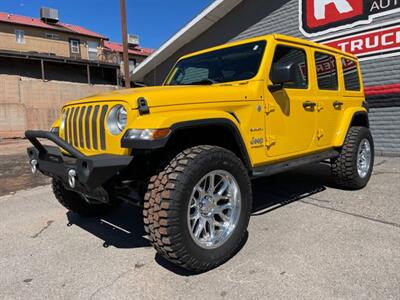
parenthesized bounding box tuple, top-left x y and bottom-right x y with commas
(68, 169, 76, 188)
(30, 159, 38, 174)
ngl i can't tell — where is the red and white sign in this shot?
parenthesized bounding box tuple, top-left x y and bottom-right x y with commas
(305, 0, 363, 29)
(300, 0, 400, 37)
(325, 24, 400, 57)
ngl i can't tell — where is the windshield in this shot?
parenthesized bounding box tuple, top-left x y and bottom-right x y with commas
(165, 41, 266, 85)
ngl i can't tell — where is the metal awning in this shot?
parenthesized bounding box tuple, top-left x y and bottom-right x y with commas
(131, 0, 243, 81)
(0, 49, 119, 68)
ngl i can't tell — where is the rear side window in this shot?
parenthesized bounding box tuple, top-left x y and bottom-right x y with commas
(271, 45, 308, 89)
(315, 52, 338, 90)
(342, 58, 360, 91)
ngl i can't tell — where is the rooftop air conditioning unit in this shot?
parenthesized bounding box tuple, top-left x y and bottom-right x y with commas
(128, 34, 139, 47)
(40, 7, 59, 23)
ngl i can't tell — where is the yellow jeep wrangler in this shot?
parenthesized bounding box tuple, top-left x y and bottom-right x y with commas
(26, 34, 374, 272)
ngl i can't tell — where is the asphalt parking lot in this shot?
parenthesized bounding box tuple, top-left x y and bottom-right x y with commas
(0, 156, 399, 299)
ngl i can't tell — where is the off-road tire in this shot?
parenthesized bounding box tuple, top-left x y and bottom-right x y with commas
(331, 126, 374, 190)
(143, 145, 252, 272)
(52, 179, 115, 216)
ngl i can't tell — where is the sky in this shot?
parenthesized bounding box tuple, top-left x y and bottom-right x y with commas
(0, 0, 214, 49)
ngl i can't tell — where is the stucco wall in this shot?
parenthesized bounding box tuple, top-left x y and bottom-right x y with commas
(0, 75, 118, 138)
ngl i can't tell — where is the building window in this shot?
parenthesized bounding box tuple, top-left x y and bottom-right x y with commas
(87, 41, 99, 60)
(342, 58, 360, 91)
(15, 30, 25, 44)
(129, 59, 136, 73)
(271, 45, 308, 89)
(315, 52, 338, 90)
(69, 39, 80, 55)
(45, 33, 59, 40)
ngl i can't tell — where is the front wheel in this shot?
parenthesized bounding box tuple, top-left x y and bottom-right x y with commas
(331, 126, 374, 190)
(143, 146, 252, 272)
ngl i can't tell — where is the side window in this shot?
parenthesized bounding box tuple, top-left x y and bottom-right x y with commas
(271, 45, 308, 89)
(342, 58, 360, 91)
(315, 52, 338, 90)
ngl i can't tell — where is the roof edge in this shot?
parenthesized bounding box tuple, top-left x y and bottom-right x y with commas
(131, 0, 243, 81)
(0, 11, 108, 40)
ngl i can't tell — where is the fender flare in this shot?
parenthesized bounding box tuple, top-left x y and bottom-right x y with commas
(122, 118, 252, 170)
(333, 109, 369, 147)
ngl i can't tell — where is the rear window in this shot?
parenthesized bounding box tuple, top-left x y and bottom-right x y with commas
(342, 58, 361, 91)
(315, 52, 338, 90)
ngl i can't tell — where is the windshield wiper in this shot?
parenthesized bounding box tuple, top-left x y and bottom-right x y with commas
(187, 79, 219, 85)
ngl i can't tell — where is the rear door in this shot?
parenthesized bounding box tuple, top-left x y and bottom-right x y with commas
(310, 51, 340, 148)
(264, 43, 316, 158)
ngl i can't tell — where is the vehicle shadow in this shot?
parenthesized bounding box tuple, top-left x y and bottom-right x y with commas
(67, 162, 333, 274)
(251, 162, 332, 216)
(66, 203, 150, 249)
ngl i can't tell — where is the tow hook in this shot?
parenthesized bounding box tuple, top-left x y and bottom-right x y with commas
(30, 159, 38, 174)
(68, 169, 77, 189)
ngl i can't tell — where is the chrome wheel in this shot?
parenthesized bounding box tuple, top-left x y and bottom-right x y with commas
(357, 138, 371, 178)
(187, 170, 241, 249)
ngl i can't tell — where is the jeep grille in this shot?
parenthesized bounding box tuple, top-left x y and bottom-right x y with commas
(63, 104, 109, 151)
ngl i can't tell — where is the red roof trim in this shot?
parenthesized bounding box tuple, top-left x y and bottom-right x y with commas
(104, 41, 154, 56)
(0, 11, 107, 39)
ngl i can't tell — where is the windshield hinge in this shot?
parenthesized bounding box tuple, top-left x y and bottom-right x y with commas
(138, 97, 150, 115)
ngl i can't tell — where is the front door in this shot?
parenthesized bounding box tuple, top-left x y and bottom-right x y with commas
(265, 44, 316, 158)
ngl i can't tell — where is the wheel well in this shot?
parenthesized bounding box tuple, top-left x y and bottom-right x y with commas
(350, 112, 369, 128)
(163, 124, 251, 170)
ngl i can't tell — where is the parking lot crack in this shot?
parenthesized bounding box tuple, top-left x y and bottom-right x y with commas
(300, 200, 400, 229)
(31, 220, 54, 238)
(372, 171, 400, 176)
(89, 268, 133, 299)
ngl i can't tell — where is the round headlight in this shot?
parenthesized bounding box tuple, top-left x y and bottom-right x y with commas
(117, 106, 127, 131)
(107, 105, 127, 135)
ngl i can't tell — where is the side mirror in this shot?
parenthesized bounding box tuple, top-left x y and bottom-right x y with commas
(268, 62, 296, 92)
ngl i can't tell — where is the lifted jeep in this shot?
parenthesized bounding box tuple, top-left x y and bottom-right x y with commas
(26, 34, 374, 272)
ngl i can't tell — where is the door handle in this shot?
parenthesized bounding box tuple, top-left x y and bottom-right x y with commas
(333, 101, 343, 109)
(303, 101, 317, 110)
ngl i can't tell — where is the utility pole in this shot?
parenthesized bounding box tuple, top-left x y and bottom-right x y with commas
(120, 0, 130, 88)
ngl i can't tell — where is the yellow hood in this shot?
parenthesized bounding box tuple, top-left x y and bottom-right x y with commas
(63, 83, 256, 109)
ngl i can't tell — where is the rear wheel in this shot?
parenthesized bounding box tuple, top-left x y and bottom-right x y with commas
(331, 126, 374, 190)
(143, 145, 252, 272)
(52, 179, 115, 216)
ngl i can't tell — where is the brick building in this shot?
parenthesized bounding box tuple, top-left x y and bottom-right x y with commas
(133, 0, 400, 156)
(0, 8, 153, 138)
(103, 40, 154, 82)
(0, 9, 153, 85)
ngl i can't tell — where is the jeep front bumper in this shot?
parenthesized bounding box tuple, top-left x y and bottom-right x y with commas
(25, 130, 133, 190)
